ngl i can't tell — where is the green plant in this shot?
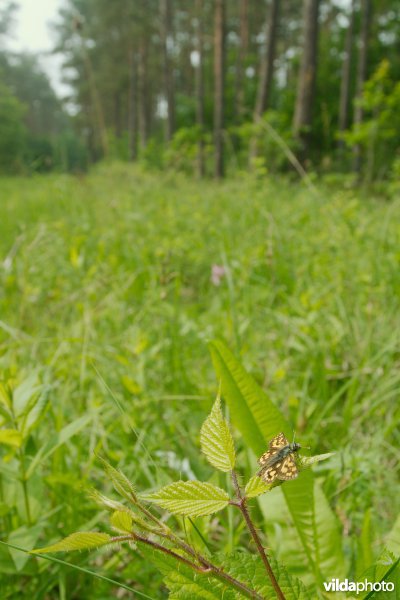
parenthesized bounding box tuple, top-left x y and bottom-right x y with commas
(0, 81, 26, 173)
(0, 374, 90, 578)
(31, 385, 332, 599)
(1, 165, 400, 597)
(342, 60, 400, 181)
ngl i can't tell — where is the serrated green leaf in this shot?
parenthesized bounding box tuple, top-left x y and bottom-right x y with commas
(31, 532, 111, 554)
(167, 569, 235, 599)
(146, 481, 230, 517)
(298, 453, 335, 468)
(96, 456, 137, 503)
(210, 340, 347, 584)
(244, 475, 272, 499)
(110, 511, 133, 533)
(200, 395, 236, 472)
(140, 545, 236, 599)
(223, 552, 313, 600)
(142, 543, 311, 600)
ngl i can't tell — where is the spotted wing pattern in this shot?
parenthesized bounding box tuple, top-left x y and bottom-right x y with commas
(257, 432, 288, 467)
(259, 454, 299, 483)
(257, 432, 299, 484)
(269, 432, 289, 450)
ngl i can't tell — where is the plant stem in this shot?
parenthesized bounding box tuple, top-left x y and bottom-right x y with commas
(10, 402, 32, 525)
(231, 471, 286, 600)
(18, 449, 32, 524)
(132, 533, 208, 571)
(131, 503, 264, 599)
(132, 532, 263, 599)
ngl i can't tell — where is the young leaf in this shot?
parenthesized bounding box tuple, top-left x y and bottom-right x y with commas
(244, 474, 272, 499)
(31, 532, 111, 554)
(96, 456, 137, 503)
(144, 544, 311, 600)
(110, 511, 133, 533)
(209, 340, 285, 450)
(298, 453, 335, 469)
(145, 481, 230, 517)
(222, 551, 313, 600)
(164, 565, 236, 599)
(200, 396, 235, 472)
(88, 489, 130, 513)
(140, 545, 236, 599)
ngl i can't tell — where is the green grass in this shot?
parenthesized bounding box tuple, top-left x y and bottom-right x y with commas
(1, 163, 399, 598)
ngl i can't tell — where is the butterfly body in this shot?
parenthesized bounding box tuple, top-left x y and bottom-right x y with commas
(257, 433, 301, 483)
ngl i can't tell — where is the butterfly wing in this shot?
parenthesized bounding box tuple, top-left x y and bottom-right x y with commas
(257, 432, 288, 467)
(269, 432, 289, 450)
(259, 454, 299, 483)
(257, 450, 275, 467)
(275, 454, 298, 481)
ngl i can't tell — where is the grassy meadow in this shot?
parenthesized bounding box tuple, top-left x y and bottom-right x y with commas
(1, 163, 400, 598)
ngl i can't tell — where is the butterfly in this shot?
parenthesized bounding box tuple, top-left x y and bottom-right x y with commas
(257, 432, 301, 484)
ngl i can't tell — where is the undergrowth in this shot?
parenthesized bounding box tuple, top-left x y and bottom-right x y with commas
(0, 163, 399, 597)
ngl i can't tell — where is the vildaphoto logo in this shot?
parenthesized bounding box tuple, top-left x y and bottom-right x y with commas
(323, 578, 395, 594)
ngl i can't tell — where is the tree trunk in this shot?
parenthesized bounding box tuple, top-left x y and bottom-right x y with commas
(138, 39, 149, 149)
(235, 0, 249, 121)
(214, 0, 225, 179)
(249, 0, 280, 165)
(293, 0, 320, 161)
(195, 0, 205, 177)
(338, 0, 355, 150)
(353, 0, 372, 173)
(75, 18, 108, 158)
(114, 92, 122, 139)
(128, 47, 138, 160)
(255, 0, 279, 118)
(161, 0, 175, 142)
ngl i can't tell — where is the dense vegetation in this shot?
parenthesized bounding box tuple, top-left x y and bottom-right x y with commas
(1, 165, 399, 597)
(1, 0, 400, 597)
(1, 1, 400, 181)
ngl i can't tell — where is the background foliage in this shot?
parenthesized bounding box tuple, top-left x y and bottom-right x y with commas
(0, 0, 399, 180)
(1, 0, 400, 597)
(1, 164, 399, 597)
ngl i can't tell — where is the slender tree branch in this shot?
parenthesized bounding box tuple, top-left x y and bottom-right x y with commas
(231, 471, 286, 600)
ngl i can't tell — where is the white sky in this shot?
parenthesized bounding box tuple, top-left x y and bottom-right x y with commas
(8, 0, 67, 95)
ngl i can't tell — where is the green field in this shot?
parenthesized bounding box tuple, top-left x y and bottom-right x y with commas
(1, 164, 399, 598)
